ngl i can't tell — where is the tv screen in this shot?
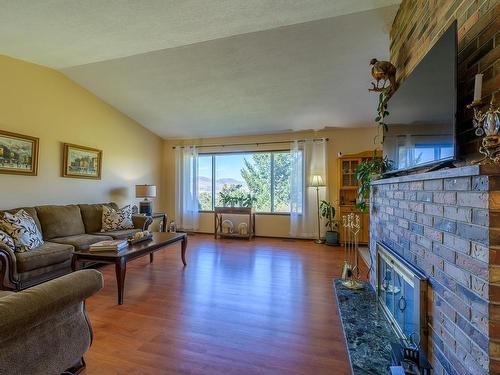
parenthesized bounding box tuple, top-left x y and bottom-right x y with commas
(384, 22, 457, 172)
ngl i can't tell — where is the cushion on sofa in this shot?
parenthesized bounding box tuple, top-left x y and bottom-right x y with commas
(17, 260, 71, 283)
(78, 203, 118, 234)
(92, 228, 140, 240)
(0, 207, 42, 232)
(0, 210, 44, 252)
(51, 234, 112, 251)
(15, 242, 73, 273)
(36, 205, 86, 240)
(102, 205, 134, 232)
(0, 229, 15, 251)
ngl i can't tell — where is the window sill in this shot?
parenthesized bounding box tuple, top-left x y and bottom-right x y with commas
(198, 211, 293, 216)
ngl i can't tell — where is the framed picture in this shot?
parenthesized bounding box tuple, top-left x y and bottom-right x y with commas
(62, 143, 102, 179)
(0, 130, 39, 176)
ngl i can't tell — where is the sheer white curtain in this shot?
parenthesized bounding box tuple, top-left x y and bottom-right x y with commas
(175, 146, 199, 231)
(290, 139, 328, 238)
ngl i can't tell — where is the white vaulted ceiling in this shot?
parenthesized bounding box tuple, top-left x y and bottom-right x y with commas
(0, 0, 400, 138)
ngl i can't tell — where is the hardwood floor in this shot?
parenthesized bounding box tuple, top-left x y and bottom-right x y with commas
(83, 234, 358, 375)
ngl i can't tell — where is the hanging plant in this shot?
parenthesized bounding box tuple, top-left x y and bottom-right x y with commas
(374, 92, 390, 144)
(355, 155, 393, 212)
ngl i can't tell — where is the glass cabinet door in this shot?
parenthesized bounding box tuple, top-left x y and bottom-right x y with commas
(340, 159, 361, 188)
(351, 161, 359, 186)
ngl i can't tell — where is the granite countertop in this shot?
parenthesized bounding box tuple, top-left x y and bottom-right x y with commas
(333, 279, 398, 375)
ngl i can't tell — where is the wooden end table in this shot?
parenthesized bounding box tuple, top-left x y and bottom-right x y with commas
(72, 232, 187, 305)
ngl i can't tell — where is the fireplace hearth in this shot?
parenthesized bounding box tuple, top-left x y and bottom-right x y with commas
(334, 275, 433, 375)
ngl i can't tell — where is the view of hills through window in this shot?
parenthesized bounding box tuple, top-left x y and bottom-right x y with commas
(198, 151, 295, 213)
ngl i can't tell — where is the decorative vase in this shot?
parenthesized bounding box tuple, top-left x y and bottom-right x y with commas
(221, 219, 234, 234)
(238, 222, 248, 235)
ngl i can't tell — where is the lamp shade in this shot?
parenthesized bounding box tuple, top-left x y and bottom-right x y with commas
(309, 175, 325, 187)
(135, 185, 157, 198)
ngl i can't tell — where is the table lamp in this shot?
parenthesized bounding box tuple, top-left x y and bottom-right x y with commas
(135, 185, 157, 215)
(309, 175, 325, 244)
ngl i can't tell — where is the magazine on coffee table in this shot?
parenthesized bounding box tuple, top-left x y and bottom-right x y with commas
(89, 240, 128, 252)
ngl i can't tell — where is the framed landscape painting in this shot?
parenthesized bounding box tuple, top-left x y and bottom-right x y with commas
(62, 143, 102, 179)
(0, 130, 39, 176)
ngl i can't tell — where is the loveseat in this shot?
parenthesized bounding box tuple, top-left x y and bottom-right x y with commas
(0, 269, 103, 375)
(0, 203, 151, 290)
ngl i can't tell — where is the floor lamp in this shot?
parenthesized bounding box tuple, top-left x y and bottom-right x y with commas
(310, 175, 325, 244)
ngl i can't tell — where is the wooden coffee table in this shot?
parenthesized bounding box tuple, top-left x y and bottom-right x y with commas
(72, 232, 187, 305)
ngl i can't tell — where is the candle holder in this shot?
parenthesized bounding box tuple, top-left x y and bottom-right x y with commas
(467, 90, 500, 165)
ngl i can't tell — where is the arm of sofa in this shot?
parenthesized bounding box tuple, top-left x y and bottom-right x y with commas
(0, 243, 17, 290)
(132, 214, 153, 231)
(0, 269, 103, 343)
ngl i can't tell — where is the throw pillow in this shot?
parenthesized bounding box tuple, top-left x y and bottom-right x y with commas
(101, 205, 134, 232)
(0, 209, 44, 252)
(0, 229, 15, 252)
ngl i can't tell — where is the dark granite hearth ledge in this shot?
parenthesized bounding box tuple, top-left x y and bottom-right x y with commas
(333, 279, 398, 375)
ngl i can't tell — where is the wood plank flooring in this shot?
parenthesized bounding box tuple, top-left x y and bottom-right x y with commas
(83, 234, 361, 375)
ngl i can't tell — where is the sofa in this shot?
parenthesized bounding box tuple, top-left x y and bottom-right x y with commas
(0, 269, 103, 375)
(0, 203, 151, 290)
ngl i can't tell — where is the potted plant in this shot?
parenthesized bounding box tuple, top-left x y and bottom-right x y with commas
(320, 200, 339, 245)
(355, 155, 393, 212)
(218, 184, 255, 208)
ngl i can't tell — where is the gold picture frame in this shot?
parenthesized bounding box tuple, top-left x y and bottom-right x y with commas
(62, 143, 102, 180)
(0, 130, 39, 176)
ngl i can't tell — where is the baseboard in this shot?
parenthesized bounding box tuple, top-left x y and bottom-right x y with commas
(186, 231, 315, 241)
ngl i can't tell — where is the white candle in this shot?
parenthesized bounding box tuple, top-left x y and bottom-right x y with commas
(474, 74, 483, 102)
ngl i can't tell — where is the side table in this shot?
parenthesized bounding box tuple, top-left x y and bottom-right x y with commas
(134, 212, 168, 232)
(150, 212, 168, 232)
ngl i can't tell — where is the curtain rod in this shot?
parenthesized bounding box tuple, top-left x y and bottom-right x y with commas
(172, 138, 329, 149)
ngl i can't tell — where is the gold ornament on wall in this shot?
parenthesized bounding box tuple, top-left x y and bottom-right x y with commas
(467, 74, 500, 165)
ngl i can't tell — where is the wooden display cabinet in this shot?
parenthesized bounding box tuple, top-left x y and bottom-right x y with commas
(337, 151, 381, 245)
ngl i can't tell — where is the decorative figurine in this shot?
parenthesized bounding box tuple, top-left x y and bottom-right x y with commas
(238, 222, 248, 235)
(221, 219, 234, 234)
(168, 221, 177, 233)
(369, 58, 397, 98)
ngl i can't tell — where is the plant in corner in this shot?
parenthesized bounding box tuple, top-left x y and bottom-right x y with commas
(355, 155, 393, 213)
(319, 200, 339, 245)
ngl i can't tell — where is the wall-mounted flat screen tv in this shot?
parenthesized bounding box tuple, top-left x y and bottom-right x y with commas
(384, 21, 457, 172)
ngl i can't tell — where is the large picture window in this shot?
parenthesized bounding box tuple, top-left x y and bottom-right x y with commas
(197, 151, 298, 213)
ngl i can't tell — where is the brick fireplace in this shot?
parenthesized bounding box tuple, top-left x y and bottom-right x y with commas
(369, 165, 500, 375)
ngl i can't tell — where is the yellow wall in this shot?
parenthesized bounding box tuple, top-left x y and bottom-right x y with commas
(0, 55, 163, 209)
(162, 127, 378, 238)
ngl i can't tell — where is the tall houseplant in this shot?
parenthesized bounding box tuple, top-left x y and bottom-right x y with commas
(355, 156, 393, 212)
(320, 200, 339, 245)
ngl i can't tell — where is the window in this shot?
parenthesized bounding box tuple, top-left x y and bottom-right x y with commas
(198, 155, 213, 211)
(197, 151, 296, 213)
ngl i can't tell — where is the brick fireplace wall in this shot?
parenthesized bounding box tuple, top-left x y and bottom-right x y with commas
(390, 0, 499, 159)
(369, 166, 500, 375)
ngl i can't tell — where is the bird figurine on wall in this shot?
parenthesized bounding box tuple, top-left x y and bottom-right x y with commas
(369, 58, 397, 96)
